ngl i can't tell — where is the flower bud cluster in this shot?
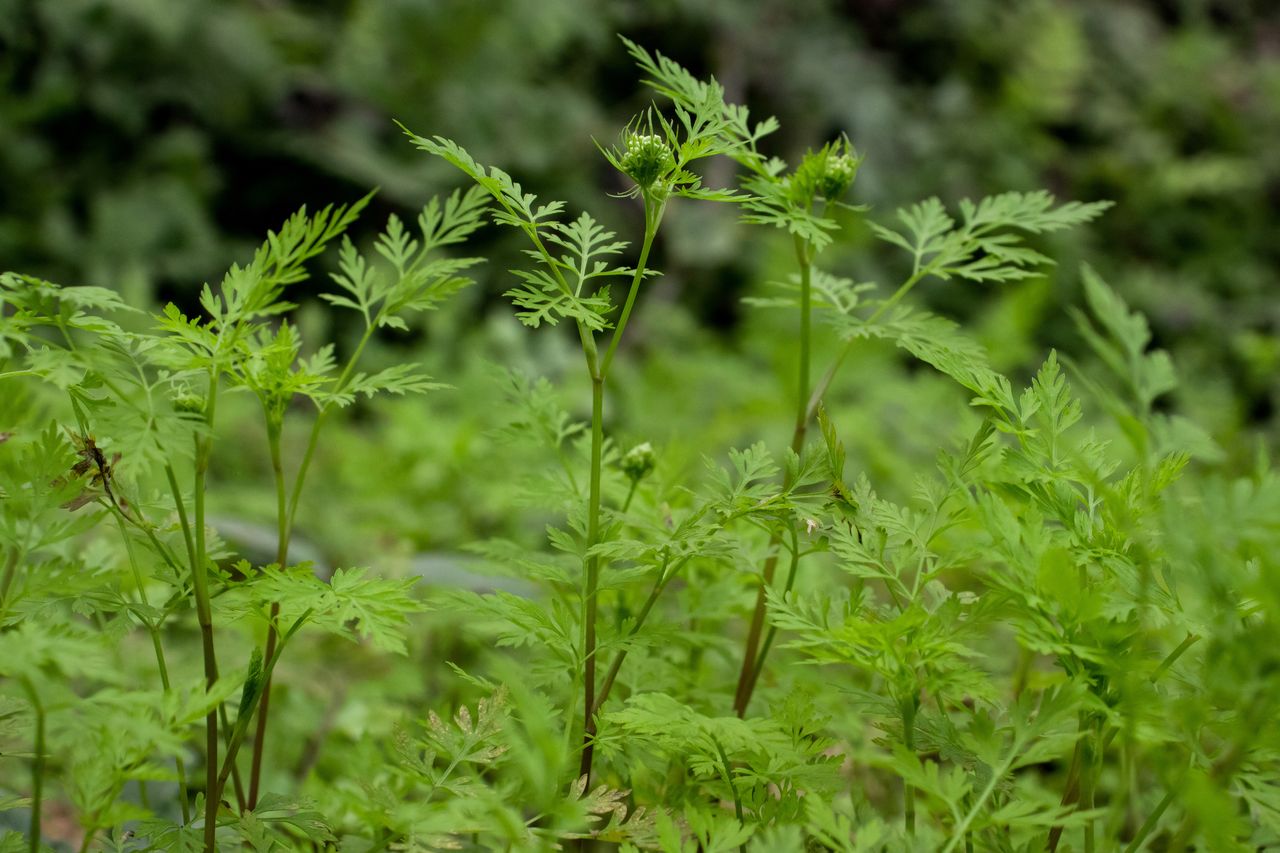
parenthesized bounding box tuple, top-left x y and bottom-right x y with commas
(819, 152, 858, 199)
(789, 139, 860, 205)
(620, 133, 675, 190)
(621, 441, 656, 483)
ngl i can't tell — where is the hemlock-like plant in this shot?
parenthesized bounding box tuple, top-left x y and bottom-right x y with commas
(1, 35, 1278, 853)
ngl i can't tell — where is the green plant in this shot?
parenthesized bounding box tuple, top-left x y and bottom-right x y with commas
(0, 187, 478, 850)
(1, 34, 1278, 853)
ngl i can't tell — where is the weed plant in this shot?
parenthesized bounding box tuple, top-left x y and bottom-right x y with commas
(1, 37, 1278, 853)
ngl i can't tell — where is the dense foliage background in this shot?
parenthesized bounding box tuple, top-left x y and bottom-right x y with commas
(2, 1, 1279, 850)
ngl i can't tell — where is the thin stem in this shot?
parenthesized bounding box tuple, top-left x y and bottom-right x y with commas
(902, 695, 918, 838)
(940, 724, 1036, 853)
(0, 546, 18, 622)
(742, 523, 802, 705)
(576, 194, 663, 787)
(164, 464, 199, 580)
(1124, 788, 1176, 852)
(620, 480, 639, 515)
(110, 497, 193, 584)
(1081, 722, 1099, 853)
(710, 734, 745, 826)
(1150, 633, 1200, 684)
(110, 510, 190, 823)
(578, 375, 605, 784)
(732, 235, 812, 717)
(803, 267, 927, 425)
(192, 375, 220, 853)
(248, 322, 376, 808)
(601, 197, 663, 378)
(1047, 717, 1088, 853)
(215, 613, 310, 801)
(247, 417, 287, 810)
(591, 555, 688, 716)
(19, 676, 44, 853)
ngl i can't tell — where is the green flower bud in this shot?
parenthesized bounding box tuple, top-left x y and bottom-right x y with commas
(789, 139, 859, 204)
(621, 441, 656, 483)
(620, 133, 675, 189)
(820, 152, 858, 199)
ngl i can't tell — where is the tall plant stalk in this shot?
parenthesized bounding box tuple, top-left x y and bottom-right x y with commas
(732, 234, 812, 717)
(579, 197, 662, 784)
(191, 375, 221, 852)
(247, 325, 375, 807)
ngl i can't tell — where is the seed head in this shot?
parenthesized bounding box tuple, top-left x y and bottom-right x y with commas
(620, 133, 674, 190)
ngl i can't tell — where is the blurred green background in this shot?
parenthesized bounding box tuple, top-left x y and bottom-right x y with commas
(3, 0, 1278, 554)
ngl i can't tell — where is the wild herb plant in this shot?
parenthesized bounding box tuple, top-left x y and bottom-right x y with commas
(401, 36, 780, 788)
(1, 34, 1278, 853)
(0, 190, 482, 850)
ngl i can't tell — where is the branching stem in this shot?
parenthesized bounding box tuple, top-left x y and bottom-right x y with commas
(248, 322, 377, 808)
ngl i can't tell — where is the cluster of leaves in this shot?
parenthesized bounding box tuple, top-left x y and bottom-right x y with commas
(0, 185, 487, 850)
(1, 32, 1277, 853)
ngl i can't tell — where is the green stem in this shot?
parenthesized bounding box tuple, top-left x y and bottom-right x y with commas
(742, 523, 802, 705)
(0, 546, 18, 622)
(940, 725, 1035, 853)
(620, 480, 639, 515)
(578, 374, 605, 784)
(1047, 717, 1088, 853)
(803, 267, 926, 425)
(600, 197, 663, 378)
(1081, 722, 1099, 853)
(591, 554, 688, 716)
(1124, 788, 1176, 852)
(164, 464, 199, 582)
(903, 695, 918, 838)
(110, 497, 193, 586)
(19, 676, 43, 853)
(733, 235, 812, 718)
(110, 510, 190, 823)
(247, 323, 376, 809)
(215, 613, 310, 801)
(1166, 727, 1255, 851)
(1121, 681, 1198, 853)
(576, 195, 663, 787)
(192, 374, 220, 853)
(247, 416, 288, 810)
(1150, 633, 1199, 684)
(100, 489, 214, 823)
(710, 734, 745, 826)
